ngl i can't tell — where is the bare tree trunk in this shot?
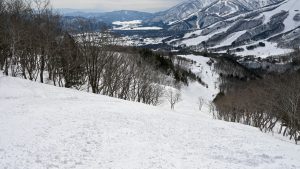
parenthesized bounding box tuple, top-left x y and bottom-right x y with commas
(40, 50, 45, 83)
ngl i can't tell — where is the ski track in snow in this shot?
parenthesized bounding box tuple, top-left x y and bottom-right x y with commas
(0, 69, 300, 169)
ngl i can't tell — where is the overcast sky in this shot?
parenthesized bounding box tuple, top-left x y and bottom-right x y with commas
(51, 0, 185, 12)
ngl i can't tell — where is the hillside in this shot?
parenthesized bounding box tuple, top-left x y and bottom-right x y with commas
(62, 10, 153, 23)
(1, 1, 300, 168)
(166, 0, 300, 55)
(97, 0, 299, 58)
(57, 0, 300, 58)
(148, 0, 284, 25)
(1, 70, 300, 169)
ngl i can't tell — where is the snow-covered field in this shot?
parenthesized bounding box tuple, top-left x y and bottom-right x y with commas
(209, 41, 293, 58)
(112, 20, 162, 30)
(1, 68, 300, 169)
(234, 41, 294, 58)
(119, 36, 166, 46)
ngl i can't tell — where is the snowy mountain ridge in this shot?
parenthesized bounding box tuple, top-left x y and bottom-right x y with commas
(147, 0, 284, 25)
(162, 0, 300, 57)
(62, 10, 153, 23)
(106, 0, 299, 58)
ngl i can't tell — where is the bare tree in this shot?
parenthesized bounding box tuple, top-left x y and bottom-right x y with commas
(0, 0, 167, 106)
(214, 71, 300, 144)
(166, 88, 182, 110)
(198, 97, 204, 111)
(0, 0, 8, 72)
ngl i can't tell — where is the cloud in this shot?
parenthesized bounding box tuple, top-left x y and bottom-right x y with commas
(51, 0, 184, 12)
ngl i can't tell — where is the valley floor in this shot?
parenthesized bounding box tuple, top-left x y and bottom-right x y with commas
(0, 74, 300, 169)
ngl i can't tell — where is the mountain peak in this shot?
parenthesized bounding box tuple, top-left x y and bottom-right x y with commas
(149, 0, 284, 24)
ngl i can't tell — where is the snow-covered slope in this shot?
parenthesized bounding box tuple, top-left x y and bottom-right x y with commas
(159, 55, 219, 113)
(148, 0, 217, 24)
(168, 0, 300, 57)
(179, 55, 219, 101)
(1, 73, 300, 169)
(148, 0, 283, 26)
(231, 41, 294, 58)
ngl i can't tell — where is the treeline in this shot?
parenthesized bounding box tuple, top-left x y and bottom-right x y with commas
(0, 0, 60, 83)
(0, 0, 203, 105)
(213, 56, 260, 93)
(101, 45, 206, 86)
(138, 49, 204, 85)
(213, 55, 300, 144)
(0, 0, 164, 105)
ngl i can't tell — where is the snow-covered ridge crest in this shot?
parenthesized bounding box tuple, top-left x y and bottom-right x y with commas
(148, 0, 284, 25)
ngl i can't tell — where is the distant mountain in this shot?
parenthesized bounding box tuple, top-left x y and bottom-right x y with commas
(59, 0, 300, 56)
(131, 0, 299, 56)
(165, 0, 300, 51)
(62, 10, 153, 23)
(56, 8, 103, 14)
(147, 0, 217, 24)
(147, 0, 284, 28)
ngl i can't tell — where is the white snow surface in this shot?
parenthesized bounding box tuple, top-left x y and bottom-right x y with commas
(214, 30, 247, 48)
(115, 27, 162, 31)
(118, 36, 166, 46)
(113, 20, 142, 26)
(180, 33, 212, 46)
(0, 74, 300, 169)
(178, 55, 219, 102)
(234, 41, 294, 58)
(168, 0, 299, 58)
(263, 0, 300, 33)
(179, 24, 231, 46)
(112, 20, 162, 30)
